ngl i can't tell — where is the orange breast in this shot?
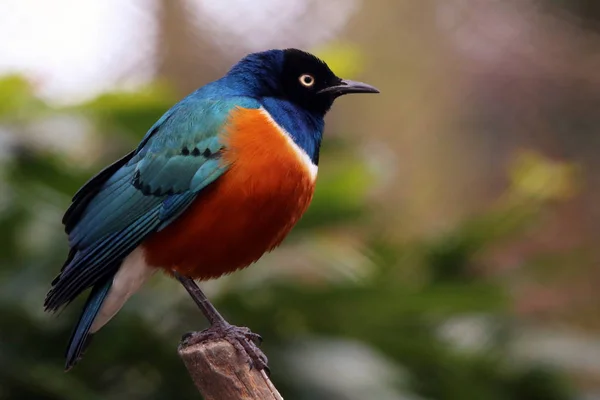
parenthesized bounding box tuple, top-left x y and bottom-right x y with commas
(142, 107, 316, 280)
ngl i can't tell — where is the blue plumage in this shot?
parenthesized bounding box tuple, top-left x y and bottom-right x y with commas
(216, 49, 326, 163)
(46, 48, 378, 370)
(65, 278, 112, 370)
(47, 98, 248, 368)
(261, 97, 324, 163)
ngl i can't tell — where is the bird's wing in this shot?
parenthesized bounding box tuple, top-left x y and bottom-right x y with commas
(45, 96, 261, 311)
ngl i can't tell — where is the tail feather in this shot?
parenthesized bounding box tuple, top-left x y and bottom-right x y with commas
(65, 277, 113, 370)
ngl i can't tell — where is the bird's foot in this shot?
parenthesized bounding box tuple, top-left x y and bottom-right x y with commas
(181, 323, 269, 374)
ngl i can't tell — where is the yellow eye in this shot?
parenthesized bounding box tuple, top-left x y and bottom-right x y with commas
(299, 74, 315, 87)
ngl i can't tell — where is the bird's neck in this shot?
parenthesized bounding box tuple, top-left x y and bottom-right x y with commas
(260, 98, 324, 165)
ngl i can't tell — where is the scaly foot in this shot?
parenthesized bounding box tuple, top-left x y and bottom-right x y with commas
(181, 323, 269, 374)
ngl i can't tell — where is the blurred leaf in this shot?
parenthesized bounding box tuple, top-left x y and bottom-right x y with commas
(509, 150, 580, 201)
(314, 43, 365, 79)
(298, 157, 371, 230)
(70, 82, 176, 138)
(0, 75, 48, 119)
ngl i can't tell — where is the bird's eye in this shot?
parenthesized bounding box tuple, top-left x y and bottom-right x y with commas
(299, 74, 315, 88)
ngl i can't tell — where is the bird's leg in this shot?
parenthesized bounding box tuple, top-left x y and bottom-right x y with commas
(173, 272, 269, 372)
(174, 271, 228, 326)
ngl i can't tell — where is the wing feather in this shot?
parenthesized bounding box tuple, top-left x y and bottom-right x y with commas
(45, 96, 261, 312)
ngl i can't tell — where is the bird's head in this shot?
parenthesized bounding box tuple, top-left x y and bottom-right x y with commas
(225, 48, 379, 116)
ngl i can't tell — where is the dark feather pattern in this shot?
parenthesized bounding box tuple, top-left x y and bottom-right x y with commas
(63, 150, 136, 234)
(46, 97, 250, 314)
(45, 206, 160, 311)
(64, 277, 112, 370)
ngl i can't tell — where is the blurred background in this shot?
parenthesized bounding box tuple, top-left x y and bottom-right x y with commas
(1, 0, 599, 399)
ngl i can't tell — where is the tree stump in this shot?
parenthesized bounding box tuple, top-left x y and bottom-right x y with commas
(178, 338, 283, 400)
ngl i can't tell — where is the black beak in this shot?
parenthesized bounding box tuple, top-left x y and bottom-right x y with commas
(318, 79, 380, 96)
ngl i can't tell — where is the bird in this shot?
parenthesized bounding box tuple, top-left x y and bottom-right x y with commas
(44, 48, 379, 371)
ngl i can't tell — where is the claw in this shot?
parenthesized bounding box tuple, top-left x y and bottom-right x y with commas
(181, 331, 195, 342)
(182, 324, 269, 372)
(246, 332, 263, 346)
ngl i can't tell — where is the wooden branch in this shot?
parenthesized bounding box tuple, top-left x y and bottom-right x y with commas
(178, 338, 283, 400)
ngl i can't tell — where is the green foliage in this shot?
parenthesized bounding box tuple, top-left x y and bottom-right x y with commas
(0, 75, 48, 119)
(69, 83, 177, 138)
(0, 74, 577, 399)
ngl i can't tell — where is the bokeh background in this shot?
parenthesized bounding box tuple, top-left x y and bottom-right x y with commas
(1, 0, 600, 399)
